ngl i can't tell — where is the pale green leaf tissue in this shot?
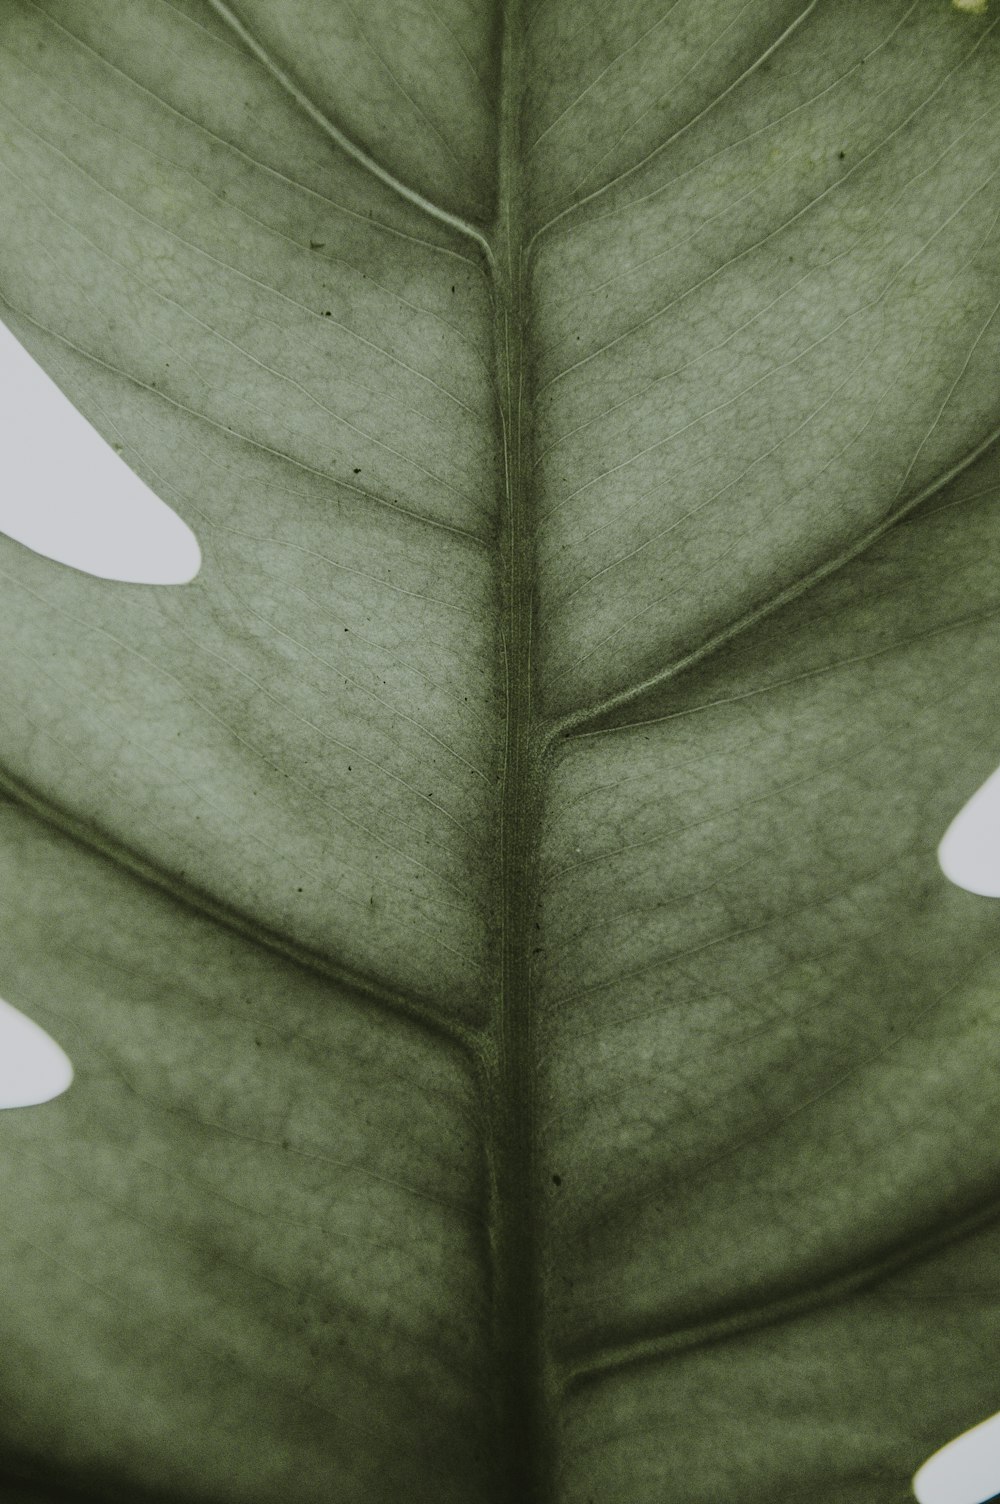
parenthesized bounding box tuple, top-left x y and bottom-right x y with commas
(0, 3, 999, 1501)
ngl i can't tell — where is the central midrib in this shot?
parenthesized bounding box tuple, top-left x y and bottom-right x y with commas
(488, 1, 551, 1500)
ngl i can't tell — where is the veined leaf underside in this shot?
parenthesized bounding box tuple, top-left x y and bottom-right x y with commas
(1, 2, 1000, 1502)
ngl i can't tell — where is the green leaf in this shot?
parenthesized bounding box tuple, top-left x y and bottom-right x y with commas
(1, 2, 998, 1500)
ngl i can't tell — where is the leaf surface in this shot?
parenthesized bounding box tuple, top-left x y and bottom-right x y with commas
(1, 2, 999, 1501)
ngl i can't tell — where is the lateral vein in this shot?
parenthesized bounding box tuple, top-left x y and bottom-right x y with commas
(204, 0, 496, 267)
(551, 421, 1000, 742)
(0, 762, 477, 1059)
(560, 1184, 1000, 1396)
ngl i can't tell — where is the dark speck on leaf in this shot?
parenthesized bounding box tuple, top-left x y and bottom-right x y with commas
(354, 467, 361, 473)
(552, 1174, 562, 1187)
(309, 239, 325, 250)
(838, 150, 846, 160)
(323, 310, 331, 316)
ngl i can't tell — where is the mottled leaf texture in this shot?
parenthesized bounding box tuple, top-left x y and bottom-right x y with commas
(1, 3, 999, 1502)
